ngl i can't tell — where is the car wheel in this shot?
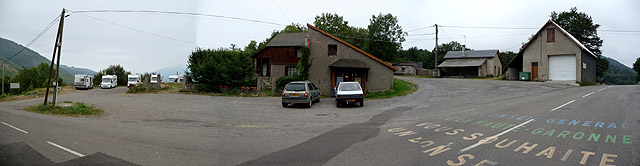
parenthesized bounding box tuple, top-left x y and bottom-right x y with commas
(282, 102, 288, 107)
(315, 95, 320, 103)
(308, 99, 313, 108)
(336, 101, 341, 108)
(359, 100, 364, 107)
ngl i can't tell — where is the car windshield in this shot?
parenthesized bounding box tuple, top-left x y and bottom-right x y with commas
(128, 78, 137, 82)
(285, 83, 305, 91)
(339, 83, 361, 91)
(102, 78, 111, 83)
(151, 77, 157, 81)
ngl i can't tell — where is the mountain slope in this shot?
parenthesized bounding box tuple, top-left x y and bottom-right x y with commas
(0, 37, 96, 84)
(602, 56, 637, 85)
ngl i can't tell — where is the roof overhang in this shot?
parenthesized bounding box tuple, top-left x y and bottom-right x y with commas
(438, 59, 486, 67)
(329, 58, 370, 69)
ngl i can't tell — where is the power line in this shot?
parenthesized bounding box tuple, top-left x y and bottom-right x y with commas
(4, 14, 62, 62)
(76, 13, 217, 48)
(406, 25, 435, 33)
(405, 27, 434, 45)
(68, 9, 287, 27)
(440, 25, 538, 30)
(438, 26, 455, 42)
(272, 0, 292, 23)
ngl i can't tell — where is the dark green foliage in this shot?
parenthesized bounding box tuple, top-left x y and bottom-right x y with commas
(551, 7, 607, 81)
(397, 47, 433, 68)
(276, 76, 302, 91)
(633, 58, 640, 82)
(93, 65, 130, 86)
(500, 51, 517, 67)
(296, 46, 311, 80)
(602, 57, 637, 85)
(365, 13, 406, 62)
(8, 63, 64, 92)
(126, 84, 153, 93)
(313, 13, 369, 49)
(187, 48, 253, 92)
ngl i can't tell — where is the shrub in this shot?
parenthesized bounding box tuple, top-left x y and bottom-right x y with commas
(187, 48, 252, 92)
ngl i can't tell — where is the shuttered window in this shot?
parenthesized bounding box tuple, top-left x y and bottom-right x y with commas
(547, 28, 555, 42)
(328, 45, 337, 57)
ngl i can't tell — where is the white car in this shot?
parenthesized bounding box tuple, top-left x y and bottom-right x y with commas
(335, 82, 364, 107)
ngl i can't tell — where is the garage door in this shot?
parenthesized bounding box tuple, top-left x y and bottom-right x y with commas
(549, 55, 576, 81)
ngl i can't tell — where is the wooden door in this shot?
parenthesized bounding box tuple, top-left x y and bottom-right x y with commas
(532, 62, 538, 80)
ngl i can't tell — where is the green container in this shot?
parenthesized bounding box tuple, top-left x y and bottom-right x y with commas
(519, 72, 531, 81)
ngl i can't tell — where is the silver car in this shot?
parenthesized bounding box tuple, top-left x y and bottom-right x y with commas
(282, 81, 320, 108)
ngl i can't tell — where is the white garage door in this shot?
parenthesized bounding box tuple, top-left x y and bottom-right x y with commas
(549, 55, 576, 81)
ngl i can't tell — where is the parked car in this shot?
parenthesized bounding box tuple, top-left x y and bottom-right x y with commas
(282, 81, 320, 108)
(335, 82, 364, 107)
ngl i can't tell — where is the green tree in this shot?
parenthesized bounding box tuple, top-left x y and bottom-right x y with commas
(9, 63, 63, 92)
(365, 13, 406, 62)
(551, 7, 608, 82)
(634, 57, 640, 82)
(500, 51, 517, 67)
(187, 48, 253, 92)
(244, 40, 259, 55)
(93, 65, 130, 86)
(313, 13, 368, 49)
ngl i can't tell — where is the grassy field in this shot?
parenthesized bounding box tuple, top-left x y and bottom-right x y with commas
(126, 83, 280, 97)
(25, 102, 103, 117)
(365, 78, 418, 100)
(0, 86, 77, 102)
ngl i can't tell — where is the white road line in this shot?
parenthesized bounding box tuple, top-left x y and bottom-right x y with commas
(1, 121, 29, 134)
(549, 100, 575, 112)
(597, 88, 607, 91)
(582, 92, 595, 98)
(46, 141, 85, 157)
(459, 119, 534, 153)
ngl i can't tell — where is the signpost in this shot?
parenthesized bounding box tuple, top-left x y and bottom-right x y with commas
(10, 83, 19, 94)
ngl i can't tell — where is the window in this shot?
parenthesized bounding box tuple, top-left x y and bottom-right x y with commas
(285, 66, 299, 76)
(328, 44, 337, 56)
(261, 59, 269, 77)
(583, 63, 587, 69)
(296, 48, 301, 58)
(284, 83, 305, 91)
(547, 28, 555, 42)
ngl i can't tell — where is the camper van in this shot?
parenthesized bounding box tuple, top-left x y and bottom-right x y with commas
(127, 74, 141, 88)
(101, 75, 117, 89)
(74, 74, 93, 89)
(150, 74, 160, 84)
(168, 75, 184, 83)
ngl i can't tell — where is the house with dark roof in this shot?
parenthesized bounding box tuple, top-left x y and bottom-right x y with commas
(505, 20, 596, 84)
(393, 62, 424, 75)
(437, 48, 502, 77)
(251, 24, 397, 95)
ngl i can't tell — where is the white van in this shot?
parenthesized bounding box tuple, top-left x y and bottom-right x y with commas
(127, 74, 141, 88)
(168, 75, 184, 83)
(101, 75, 117, 89)
(74, 74, 93, 89)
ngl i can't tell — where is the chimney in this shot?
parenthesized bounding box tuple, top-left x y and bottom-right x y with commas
(462, 45, 466, 56)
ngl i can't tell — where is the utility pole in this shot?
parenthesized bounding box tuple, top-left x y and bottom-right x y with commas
(434, 24, 439, 77)
(44, 8, 66, 106)
(1, 61, 4, 95)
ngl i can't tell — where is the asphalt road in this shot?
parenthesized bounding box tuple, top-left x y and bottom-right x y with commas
(0, 78, 638, 166)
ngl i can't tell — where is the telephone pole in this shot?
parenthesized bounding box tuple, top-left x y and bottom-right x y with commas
(434, 24, 439, 77)
(44, 8, 66, 106)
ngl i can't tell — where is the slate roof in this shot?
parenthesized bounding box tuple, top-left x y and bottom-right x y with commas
(437, 58, 487, 67)
(444, 50, 498, 59)
(329, 58, 370, 69)
(265, 33, 306, 47)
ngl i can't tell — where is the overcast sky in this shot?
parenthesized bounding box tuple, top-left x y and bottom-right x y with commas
(1, 0, 639, 73)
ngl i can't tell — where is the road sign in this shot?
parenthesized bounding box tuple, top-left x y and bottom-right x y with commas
(10, 83, 19, 89)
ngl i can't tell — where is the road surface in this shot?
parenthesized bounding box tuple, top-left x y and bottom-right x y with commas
(0, 78, 638, 165)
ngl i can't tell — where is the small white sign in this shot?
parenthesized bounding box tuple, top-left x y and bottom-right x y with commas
(10, 83, 19, 89)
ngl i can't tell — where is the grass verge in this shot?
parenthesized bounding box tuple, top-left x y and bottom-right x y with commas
(25, 102, 103, 117)
(365, 78, 418, 100)
(0, 86, 77, 102)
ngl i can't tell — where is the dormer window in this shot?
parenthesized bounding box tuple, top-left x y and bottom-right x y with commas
(547, 28, 555, 43)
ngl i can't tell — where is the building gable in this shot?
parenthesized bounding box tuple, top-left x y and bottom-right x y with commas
(306, 24, 397, 71)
